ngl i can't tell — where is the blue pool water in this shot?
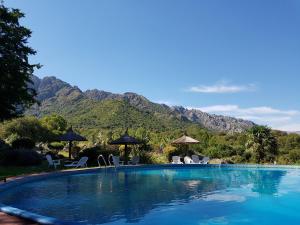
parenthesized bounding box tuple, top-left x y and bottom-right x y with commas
(1, 166, 300, 224)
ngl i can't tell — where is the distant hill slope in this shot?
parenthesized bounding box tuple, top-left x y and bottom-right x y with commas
(27, 76, 255, 133)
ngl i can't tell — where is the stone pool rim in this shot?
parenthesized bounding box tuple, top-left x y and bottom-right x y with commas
(2, 164, 300, 225)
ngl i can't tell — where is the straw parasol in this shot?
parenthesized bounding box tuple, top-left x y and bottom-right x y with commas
(171, 135, 200, 145)
(58, 127, 87, 159)
(171, 133, 199, 154)
(110, 129, 141, 165)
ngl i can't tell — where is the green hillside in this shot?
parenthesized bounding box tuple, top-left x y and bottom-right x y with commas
(40, 98, 193, 131)
(27, 76, 255, 134)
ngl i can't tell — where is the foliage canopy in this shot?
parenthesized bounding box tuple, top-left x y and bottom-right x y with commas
(0, 4, 39, 121)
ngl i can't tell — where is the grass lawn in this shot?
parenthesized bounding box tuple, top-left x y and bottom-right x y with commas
(0, 162, 57, 178)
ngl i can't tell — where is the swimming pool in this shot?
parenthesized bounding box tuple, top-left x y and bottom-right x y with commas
(1, 165, 300, 225)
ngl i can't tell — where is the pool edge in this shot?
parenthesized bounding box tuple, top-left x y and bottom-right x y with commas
(0, 203, 72, 225)
(1, 164, 300, 224)
(0, 167, 111, 225)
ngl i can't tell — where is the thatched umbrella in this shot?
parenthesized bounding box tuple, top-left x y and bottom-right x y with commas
(171, 133, 199, 154)
(59, 127, 87, 159)
(171, 135, 200, 145)
(109, 129, 141, 165)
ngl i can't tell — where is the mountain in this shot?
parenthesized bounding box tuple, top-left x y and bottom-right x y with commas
(170, 106, 254, 133)
(26, 76, 255, 133)
(287, 131, 300, 135)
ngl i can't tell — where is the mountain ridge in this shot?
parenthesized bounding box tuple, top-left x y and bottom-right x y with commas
(27, 75, 255, 133)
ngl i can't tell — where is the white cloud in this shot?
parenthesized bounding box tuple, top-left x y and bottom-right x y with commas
(187, 104, 300, 131)
(155, 100, 175, 106)
(196, 105, 239, 112)
(192, 105, 299, 116)
(187, 82, 256, 94)
(238, 116, 292, 123)
(273, 124, 300, 132)
(241, 107, 298, 116)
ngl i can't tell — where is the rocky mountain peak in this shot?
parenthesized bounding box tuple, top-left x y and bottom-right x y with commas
(29, 75, 255, 133)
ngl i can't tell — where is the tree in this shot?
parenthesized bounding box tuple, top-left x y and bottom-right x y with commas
(0, 3, 40, 121)
(0, 116, 51, 143)
(134, 127, 151, 152)
(246, 126, 278, 163)
(40, 114, 68, 135)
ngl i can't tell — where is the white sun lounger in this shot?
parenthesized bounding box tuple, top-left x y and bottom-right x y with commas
(191, 155, 201, 164)
(129, 156, 140, 165)
(184, 156, 194, 164)
(171, 156, 183, 164)
(112, 156, 123, 167)
(201, 157, 210, 164)
(191, 155, 210, 164)
(65, 157, 88, 168)
(46, 154, 61, 169)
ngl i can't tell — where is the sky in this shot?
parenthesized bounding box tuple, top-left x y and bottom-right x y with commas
(5, 0, 300, 131)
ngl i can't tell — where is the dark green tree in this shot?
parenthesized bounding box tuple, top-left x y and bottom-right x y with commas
(0, 3, 40, 121)
(0, 116, 52, 143)
(246, 126, 278, 163)
(40, 114, 68, 135)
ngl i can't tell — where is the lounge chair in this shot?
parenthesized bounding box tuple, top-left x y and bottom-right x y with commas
(46, 154, 61, 169)
(112, 156, 122, 167)
(191, 155, 210, 164)
(171, 156, 183, 164)
(201, 157, 210, 164)
(65, 157, 88, 168)
(129, 156, 140, 165)
(184, 156, 194, 164)
(191, 155, 201, 164)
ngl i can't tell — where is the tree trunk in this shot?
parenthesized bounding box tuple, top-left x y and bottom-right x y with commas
(69, 141, 72, 159)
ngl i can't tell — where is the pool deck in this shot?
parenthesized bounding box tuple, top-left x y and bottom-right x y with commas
(0, 212, 39, 225)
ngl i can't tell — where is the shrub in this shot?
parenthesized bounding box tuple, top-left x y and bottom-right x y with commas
(243, 151, 252, 162)
(11, 138, 35, 149)
(0, 139, 5, 147)
(0, 148, 42, 166)
(0, 139, 10, 151)
(57, 154, 66, 159)
(78, 146, 118, 166)
(0, 116, 52, 142)
(48, 142, 65, 150)
(138, 151, 151, 164)
(4, 133, 19, 145)
(45, 151, 59, 159)
(46, 142, 65, 156)
(230, 155, 245, 164)
(149, 152, 167, 164)
(288, 149, 300, 163)
(235, 147, 245, 156)
(276, 155, 290, 165)
(203, 144, 237, 159)
(78, 147, 99, 166)
(71, 146, 81, 158)
(203, 146, 219, 158)
(138, 151, 166, 164)
(163, 145, 176, 160)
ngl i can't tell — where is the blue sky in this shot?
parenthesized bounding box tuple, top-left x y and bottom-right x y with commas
(5, 0, 300, 131)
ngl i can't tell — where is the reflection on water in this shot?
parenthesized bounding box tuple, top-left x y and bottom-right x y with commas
(0, 167, 289, 224)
